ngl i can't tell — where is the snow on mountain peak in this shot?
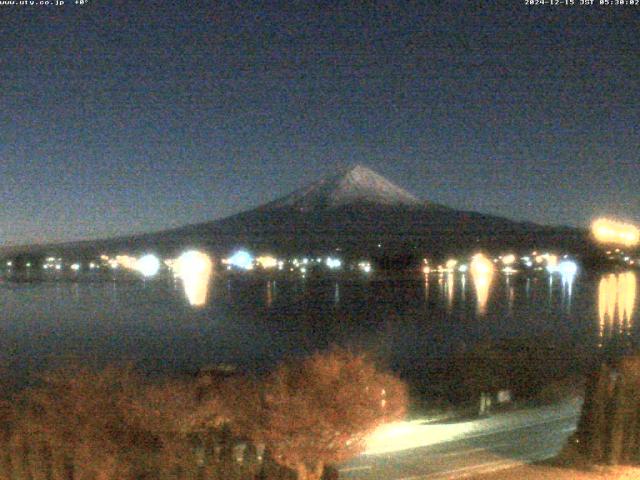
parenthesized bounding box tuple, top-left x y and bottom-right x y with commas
(264, 165, 422, 211)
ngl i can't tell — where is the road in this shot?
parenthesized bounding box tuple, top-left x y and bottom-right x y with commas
(340, 398, 581, 480)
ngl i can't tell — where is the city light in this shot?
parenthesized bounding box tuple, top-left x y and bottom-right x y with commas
(445, 259, 458, 271)
(116, 255, 138, 271)
(358, 261, 372, 274)
(557, 260, 578, 278)
(532, 253, 559, 272)
(226, 250, 254, 270)
(546, 254, 558, 268)
(592, 218, 640, 247)
(174, 250, 213, 307)
(256, 255, 278, 269)
(326, 257, 342, 269)
(501, 254, 516, 265)
(470, 253, 493, 276)
(136, 254, 161, 277)
(470, 253, 495, 315)
(70, 263, 80, 271)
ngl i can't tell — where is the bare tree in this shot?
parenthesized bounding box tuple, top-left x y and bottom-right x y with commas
(230, 348, 408, 480)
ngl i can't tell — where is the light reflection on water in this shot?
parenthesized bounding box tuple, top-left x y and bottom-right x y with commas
(445, 273, 455, 311)
(598, 271, 636, 342)
(470, 254, 495, 315)
(460, 274, 467, 302)
(175, 251, 213, 307)
(423, 276, 429, 303)
(266, 280, 274, 308)
(505, 275, 514, 313)
(1, 269, 638, 383)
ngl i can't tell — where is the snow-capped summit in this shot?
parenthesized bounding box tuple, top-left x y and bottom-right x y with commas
(263, 164, 422, 211)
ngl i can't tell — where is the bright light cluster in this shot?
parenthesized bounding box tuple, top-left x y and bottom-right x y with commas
(358, 261, 372, 274)
(173, 250, 213, 306)
(470, 253, 495, 315)
(256, 255, 278, 269)
(501, 254, 516, 266)
(592, 218, 640, 247)
(115, 254, 160, 277)
(470, 253, 494, 276)
(225, 250, 254, 270)
(557, 260, 578, 277)
(136, 254, 161, 277)
(115, 255, 138, 271)
(326, 257, 342, 269)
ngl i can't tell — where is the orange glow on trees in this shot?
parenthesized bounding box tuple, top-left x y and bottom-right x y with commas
(1, 366, 234, 480)
(228, 348, 408, 480)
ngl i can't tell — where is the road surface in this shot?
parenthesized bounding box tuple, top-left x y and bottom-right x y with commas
(340, 398, 581, 480)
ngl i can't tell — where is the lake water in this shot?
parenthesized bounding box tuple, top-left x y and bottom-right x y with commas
(0, 269, 637, 386)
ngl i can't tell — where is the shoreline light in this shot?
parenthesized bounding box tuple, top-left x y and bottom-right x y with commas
(557, 260, 578, 278)
(502, 254, 516, 266)
(445, 259, 458, 271)
(226, 250, 254, 270)
(136, 254, 161, 277)
(326, 257, 342, 269)
(358, 261, 372, 274)
(470, 253, 495, 315)
(174, 250, 213, 307)
(256, 255, 278, 269)
(592, 218, 640, 247)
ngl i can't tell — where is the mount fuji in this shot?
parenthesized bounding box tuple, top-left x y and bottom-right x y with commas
(3, 165, 588, 259)
(104, 164, 586, 257)
(260, 164, 423, 211)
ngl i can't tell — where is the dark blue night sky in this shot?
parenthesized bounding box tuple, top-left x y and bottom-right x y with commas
(1, 1, 638, 245)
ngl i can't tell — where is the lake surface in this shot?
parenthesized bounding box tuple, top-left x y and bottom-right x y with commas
(0, 269, 637, 385)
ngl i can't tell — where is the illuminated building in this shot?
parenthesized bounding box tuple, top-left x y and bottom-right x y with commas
(592, 218, 640, 247)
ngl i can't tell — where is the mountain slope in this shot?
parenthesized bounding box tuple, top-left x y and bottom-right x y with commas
(120, 165, 586, 256)
(1, 165, 589, 257)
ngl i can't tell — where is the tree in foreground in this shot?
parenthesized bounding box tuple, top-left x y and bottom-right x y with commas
(229, 348, 408, 480)
(3, 366, 230, 480)
(575, 354, 640, 465)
